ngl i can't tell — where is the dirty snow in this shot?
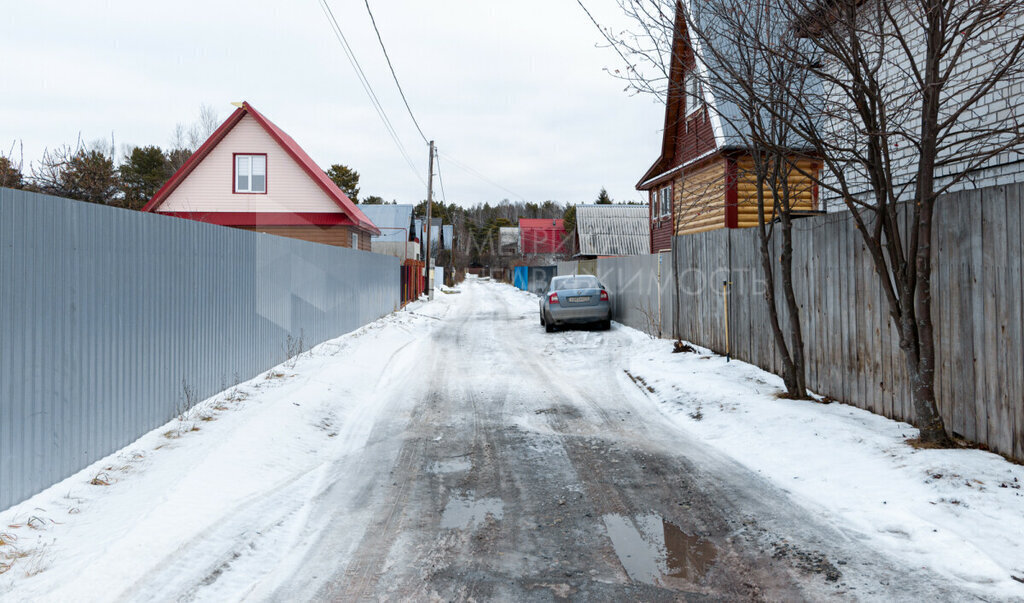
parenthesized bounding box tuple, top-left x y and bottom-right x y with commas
(1, 277, 1022, 600)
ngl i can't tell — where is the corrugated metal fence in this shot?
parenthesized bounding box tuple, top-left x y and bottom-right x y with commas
(559, 183, 1023, 461)
(1, 188, 400, 511)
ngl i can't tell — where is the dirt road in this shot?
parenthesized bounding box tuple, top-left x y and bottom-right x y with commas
(267, 279, 954, 601)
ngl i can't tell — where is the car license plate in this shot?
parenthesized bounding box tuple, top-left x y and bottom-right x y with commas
(567, 296, 590, 303)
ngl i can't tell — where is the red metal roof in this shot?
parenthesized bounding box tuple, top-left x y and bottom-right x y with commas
(143, 101, 379, 235)
(519, 218, 567, 254)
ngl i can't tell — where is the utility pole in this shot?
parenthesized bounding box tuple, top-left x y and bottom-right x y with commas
(425, 140, 435, 300)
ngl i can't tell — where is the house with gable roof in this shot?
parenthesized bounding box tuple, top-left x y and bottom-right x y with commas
(636, 3, 821, 254)
(143, 101, 379, 248)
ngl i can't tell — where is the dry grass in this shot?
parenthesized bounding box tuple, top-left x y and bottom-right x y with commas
(90, 472, 114, 486)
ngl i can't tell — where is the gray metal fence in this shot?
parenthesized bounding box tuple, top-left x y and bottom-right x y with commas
(1, 188, 400, 511)
(559, 183, 1024, 461)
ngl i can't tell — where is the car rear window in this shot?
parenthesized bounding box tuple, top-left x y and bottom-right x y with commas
(553, 276, 600, 290)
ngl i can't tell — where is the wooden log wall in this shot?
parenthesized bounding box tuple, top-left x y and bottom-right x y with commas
(676, 158, 728, 235)
(734, 157, 820, 228)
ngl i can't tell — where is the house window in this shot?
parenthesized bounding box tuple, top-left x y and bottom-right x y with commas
(652, 190, 660, 221)
(351, 232, 359, 249)
(234, 154, 266, 193)
(685, 69, 703, 116)
(660, 186, 672, 219)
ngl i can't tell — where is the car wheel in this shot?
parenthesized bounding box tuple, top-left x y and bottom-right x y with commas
(600, 319, 611, 331)
(545, 317, 555, 333)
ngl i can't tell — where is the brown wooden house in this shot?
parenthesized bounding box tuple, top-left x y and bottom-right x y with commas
(636, 4, 821, 253)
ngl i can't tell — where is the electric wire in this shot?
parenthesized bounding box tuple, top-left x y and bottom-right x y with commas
(363, 0, 428, 143)
(322, 0, 529, 204)
(438, 151, 528, 202)
(435, 149, 449, 203)
(318, 0, 426, 186)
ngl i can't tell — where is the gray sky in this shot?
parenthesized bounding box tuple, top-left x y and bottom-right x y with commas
(1, 1, 663, 207)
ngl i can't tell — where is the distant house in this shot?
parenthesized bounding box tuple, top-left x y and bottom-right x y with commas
(498, 227, 520, 256)
(143, 101, 379, 248)
(573, 205, 650, 259)
(360, 204, 419, 261)
(519, 218, 567, 255)
(635, 5, 820, 253)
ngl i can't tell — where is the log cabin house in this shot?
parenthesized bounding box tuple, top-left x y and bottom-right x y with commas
(636, 3, 821, 254)
(143, 101, 379, 248)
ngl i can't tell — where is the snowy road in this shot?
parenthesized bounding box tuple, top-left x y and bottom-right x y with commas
(4, 277, 1020, 601)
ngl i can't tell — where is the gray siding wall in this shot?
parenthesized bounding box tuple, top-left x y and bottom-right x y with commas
(1, 189, 400, 511)
(559, 184, 1023, 461)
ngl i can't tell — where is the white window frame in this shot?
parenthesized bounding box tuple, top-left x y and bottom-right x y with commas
(351, 232, 359, 249)
(685, 69, 703, 117)
(659, 186, 672, 219)
(234, 154, 267, 194)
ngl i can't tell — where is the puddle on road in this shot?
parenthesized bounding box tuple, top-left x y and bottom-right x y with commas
(441, 494, 504, 530)
(602, 513, 717, 586)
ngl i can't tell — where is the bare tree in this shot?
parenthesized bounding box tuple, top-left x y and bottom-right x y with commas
(171, 104, 222, 154)
(775, 0, 1024, 444)
(615, 0, 1024, 443)
(614, 0, 813, 398)
(686, 1, 816, 398)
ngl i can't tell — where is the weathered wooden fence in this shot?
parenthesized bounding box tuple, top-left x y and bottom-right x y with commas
(560, 183, 1023, 461)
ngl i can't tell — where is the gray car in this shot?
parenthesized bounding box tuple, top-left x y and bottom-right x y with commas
(539, 275, 612, 332)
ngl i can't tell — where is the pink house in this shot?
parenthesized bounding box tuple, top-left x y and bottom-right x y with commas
(143, 101, 379, 248)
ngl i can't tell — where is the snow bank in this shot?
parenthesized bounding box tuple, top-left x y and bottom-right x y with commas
(0, 295, 454, 601)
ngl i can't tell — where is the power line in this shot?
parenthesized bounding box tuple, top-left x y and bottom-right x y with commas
(438, 151, 528, 202)
(363, 0, 428, 143)
(435, 148, 448, 203)
(318, 0, 426, 186)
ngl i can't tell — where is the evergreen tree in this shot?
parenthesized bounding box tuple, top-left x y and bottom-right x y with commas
(119, 145, 169, 209)
(595, 187, 613, 204)
(362, 195, 385, 205)
(326, 164, 360, 202)
(64, 149, 120, 205)
(166, 148, 192, 172)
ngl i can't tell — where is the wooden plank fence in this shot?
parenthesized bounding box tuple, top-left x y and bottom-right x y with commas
(565, 183, 1023, 461)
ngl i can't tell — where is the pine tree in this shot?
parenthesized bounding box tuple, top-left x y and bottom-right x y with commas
(326, 164, 360, 203)
(595, 187, 613, 204)
(120, 146, 170, 210)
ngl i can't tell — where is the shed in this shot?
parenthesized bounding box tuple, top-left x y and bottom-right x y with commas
(360, 204, 418, 260)
(499, 227, 520, 256)
(574, 205, 650, 258)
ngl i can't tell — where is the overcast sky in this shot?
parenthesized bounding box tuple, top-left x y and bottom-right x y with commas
(1, 1, 664, 207)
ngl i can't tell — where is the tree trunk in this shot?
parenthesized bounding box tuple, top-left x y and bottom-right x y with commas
(779, 208, 807, 395)
(755, 168, 806, 399)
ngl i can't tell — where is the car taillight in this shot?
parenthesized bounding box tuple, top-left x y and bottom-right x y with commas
(549, 292, 559, 304)
(600, 290, 609, 301)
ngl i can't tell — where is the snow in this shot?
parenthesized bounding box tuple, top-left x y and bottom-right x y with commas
(2, 276, 1023, 600)
(0, 299, 451, 601)
(614, 331, 1024, 599)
